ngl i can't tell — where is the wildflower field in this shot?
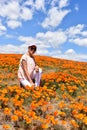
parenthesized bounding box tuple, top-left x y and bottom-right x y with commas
(0, 54, 87, 130)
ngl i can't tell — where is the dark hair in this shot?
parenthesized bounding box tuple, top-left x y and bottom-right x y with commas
(28, 46, 37, 52)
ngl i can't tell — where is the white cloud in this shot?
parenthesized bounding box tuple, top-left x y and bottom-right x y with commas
(50, 49, 76, 59)
(0, 1, 34, 29)
(81, 31, 87, 37)
(75, 4, 79, 12)
(19, 35, 51, 48)
(18, 31, 68, 56)
(37, 24, 87, 49)
(51, 49, 87, 61)
(24, 0, 45, 11)
(0, 0, 47, 29)
(64, 49, 87, 61)
(0, 20, 7, 35)
(65, 49, 76, 54)
(0, 42, 50, 56)
(35, 0, 45, 11)
(41, 7, 70, 28)
(66, 24, 87, 47)
(51, 0, 57, 7)
(0, 43, 87, 61)
(0, 43, 33, 54)
(20, 7, 33, 21)
(50, 50, 62, 56)
(0, 44, 19, 53)
(36, 49, 49, 55)
(18, 36, 50, 55)
(36, 30, 67, 48)
(7, 20, 22, 29)
(18, 36, 39, 44)
(59, 0, 69, 9)
(51, 0, 69, 8)
(5, 34, 15, 38)
(0, 0, 71, 29)
(0, 1, 20, 20)
(24, 0, 34, 7)
(66, 24, 85, 38)
(60, 53, 87, 61)
(42, 0, 70, 29)
(17, 30, 69, 56)
(66, 24, 87, 39)
(0, 21, 6, 31)
(70, 38, 87, 47)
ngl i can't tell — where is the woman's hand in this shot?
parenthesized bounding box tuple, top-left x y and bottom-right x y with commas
(34, 65, 39, 72)
(30, 80, 35, 86)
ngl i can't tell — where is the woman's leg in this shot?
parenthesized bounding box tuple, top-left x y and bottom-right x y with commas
(20, 79, 32, 87)
(32, 68, 42, 87)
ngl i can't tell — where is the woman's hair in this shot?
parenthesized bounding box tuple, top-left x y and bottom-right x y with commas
(28, 45, 37, 52)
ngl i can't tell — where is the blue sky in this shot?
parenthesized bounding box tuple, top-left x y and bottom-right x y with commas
(0, 0, 87, 61)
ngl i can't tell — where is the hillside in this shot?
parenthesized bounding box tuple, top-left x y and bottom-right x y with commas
(0, 54, 87, 130)
(0, 54, 87, 86)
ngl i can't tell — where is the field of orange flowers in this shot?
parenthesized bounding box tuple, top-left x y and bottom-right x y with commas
(0, 54, 87, 130)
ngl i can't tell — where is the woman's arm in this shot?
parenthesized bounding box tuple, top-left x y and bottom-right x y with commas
(22, 59, 34, 85)
(33, 56, 39, 72)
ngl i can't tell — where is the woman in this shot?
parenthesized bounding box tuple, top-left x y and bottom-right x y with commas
(18, 44, 42, 88)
